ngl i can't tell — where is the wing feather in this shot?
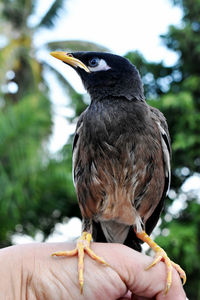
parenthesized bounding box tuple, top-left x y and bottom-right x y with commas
(145, 107, 171, 235)
(72, 113, 85, 186)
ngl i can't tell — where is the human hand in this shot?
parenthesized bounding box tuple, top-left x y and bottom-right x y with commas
(0, 242, 186, 300)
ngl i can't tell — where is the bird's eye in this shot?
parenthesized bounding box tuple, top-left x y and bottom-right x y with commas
(88, 58, 100, 67)
(87, 58, 111, 72)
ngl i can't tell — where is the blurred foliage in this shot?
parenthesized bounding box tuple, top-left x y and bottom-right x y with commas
(156, 199, 200, 299)
(0, 0, 200, 298)
(0, 0, 83, 245)
(126, 0, 200, 298)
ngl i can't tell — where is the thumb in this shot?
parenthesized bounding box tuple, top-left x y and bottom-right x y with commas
(94, 243, 186, 300)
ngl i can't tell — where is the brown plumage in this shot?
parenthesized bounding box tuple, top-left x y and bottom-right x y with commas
(74, 98, 167, 245)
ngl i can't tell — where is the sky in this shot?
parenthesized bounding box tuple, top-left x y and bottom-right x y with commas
(35, 0, 182, 64)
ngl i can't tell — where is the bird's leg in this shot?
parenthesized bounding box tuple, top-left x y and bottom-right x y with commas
(52, 219, 108, 294)
(135, 230, 186, 294)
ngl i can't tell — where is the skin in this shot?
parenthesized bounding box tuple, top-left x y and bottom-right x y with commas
(0, 242, 186, 300)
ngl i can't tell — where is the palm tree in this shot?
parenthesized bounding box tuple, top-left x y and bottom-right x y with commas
(0, 0, 109, 100)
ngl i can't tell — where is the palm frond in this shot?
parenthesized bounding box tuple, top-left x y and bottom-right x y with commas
(36, 0, 66, 29)
(46, 40, 110, 52)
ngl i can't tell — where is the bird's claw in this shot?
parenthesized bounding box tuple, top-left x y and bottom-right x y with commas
(52, 232, 108, 294)
(171, 261, 187, 286)
(146, 247, 186, 294)
(136, 231, 186, 294)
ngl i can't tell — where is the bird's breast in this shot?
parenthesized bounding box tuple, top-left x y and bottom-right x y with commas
(74, 100, 164, 228)
(83, 99, 148, 144)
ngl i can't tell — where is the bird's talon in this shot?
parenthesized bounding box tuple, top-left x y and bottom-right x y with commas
(136, 231, 186, 293)
(52, 248, 78, 257)
(80, 282, 83, 295)
(85, 246, 108, 265)
(164, 283, 170, 295)
(51, 232, 107, 294)
(148, 250, 173, 292)
(145, 255, 162, 270)
(171, 261, 187, 285)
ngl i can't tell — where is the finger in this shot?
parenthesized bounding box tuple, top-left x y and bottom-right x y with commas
(92, 243, 186, 300)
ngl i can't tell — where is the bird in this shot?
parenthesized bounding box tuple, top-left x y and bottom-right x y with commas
(50, 50, 186, 294)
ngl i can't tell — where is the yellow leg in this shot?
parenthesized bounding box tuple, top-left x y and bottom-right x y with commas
(52, 232, 108, 294)
(136, 230, 186, 294)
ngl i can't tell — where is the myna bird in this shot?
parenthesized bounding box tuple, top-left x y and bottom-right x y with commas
(50, 51, 186, 294)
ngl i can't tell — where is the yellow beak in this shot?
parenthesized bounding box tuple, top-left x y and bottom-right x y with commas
(50, 51, 90, 73)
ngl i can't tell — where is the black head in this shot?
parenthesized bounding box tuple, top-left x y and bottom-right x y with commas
(51, 51, 145, 102)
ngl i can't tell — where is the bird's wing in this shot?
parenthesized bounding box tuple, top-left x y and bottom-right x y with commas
(72, 111, 86, 186)
(152, 107, 171, 189)
(145, 106, 171, 235)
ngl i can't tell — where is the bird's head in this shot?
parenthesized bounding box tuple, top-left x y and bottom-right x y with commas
(50, 51, 144, 102)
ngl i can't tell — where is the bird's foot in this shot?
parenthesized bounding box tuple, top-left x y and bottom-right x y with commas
(146, 246, 186, 294)
(52, 232, 108, 294)
(136, 230, 186, 294)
